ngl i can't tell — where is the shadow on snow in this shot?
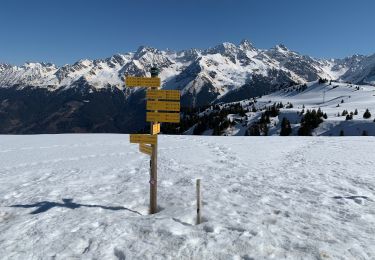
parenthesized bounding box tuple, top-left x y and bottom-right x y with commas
(10, 198, 142, 215)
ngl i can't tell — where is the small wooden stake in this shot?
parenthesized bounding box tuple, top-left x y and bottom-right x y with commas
(196, 179, 201, 224)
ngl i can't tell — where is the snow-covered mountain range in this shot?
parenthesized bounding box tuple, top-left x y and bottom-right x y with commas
(1, 40, 375, 105)
(1, 40, 375, 134)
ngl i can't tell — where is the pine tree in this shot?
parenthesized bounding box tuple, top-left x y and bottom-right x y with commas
(354, 109, 358, 115)
(280, 117, 292, 136)
(363, 109, 371, 119)
(318, 78, 328, 84)
(286, 102, 293, 109)
(298, 109, 324, 136)
(263, 124, 269, 136)
(249, 125, 260, 136)
(339, 130, 344, 136)
(193, 121, 207, 135)
(342, 110, 348, 116)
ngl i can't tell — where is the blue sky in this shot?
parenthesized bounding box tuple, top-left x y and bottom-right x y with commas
(1, 0, 374, 65)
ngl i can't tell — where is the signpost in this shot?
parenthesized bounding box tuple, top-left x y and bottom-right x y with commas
(146, 89, 180, 100)
(126, 68, 180, 214)
(146, 100, 180, 111)
(147, 112, 180, 123)
(126, 77, 161, 88)
(151, 123, 160, 135)
(139, 143, 152, 156)
(129, 134, 157, 145)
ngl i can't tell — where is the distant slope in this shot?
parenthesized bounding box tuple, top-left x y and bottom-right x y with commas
(184, 80, 375, 136)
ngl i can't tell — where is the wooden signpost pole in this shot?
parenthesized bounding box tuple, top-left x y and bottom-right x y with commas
(150, 67, 159, 214)
(126, 70, 180, 215)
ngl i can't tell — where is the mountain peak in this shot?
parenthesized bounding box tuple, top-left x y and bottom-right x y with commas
(134, 46, 159, 60)
(21, 62, 57, 70)
(76, 59, 92, 66)
(136, 45, 157, 53)
(274, 44, 290, 52)
(0, 63, 12, 71)
(205, 42, 238, 56)
(239, 39, 255, 51)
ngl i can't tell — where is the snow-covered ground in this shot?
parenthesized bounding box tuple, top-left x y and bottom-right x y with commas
(0, 134, 374, 259)
(261, 82, 375, 136)
(218, 81, 375, 136)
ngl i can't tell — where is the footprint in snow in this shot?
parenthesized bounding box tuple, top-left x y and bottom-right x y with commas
(0, 211, 13, 222)
(332, 195, 371, 205)
(113, 248, 126, 260)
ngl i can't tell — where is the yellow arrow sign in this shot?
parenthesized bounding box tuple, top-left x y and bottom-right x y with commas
(147, 112, 180, 123)
(139, 143, 152, 155)
(129, 134, 157, 145)
(126, 77, 161, 87)
(146, 90, 180, 101)
(152, 123, 161, 135)
(147, 100, 180, 112)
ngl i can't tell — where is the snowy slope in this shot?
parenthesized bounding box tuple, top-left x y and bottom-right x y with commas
(341, 54, 375, 85)
(258, 81, 375, 136)
(0, 134, 374, 259)
(192, 81, 375, 136)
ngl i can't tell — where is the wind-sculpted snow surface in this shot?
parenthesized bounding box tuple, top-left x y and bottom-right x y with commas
(0, 135, 374, 259)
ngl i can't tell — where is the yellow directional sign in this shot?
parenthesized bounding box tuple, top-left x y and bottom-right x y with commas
(152, 123, 161, 135)
(147, 100, 180, 111)
(129, 134, 157, 145)
(127, 70, 181, 215)
(146, 90, 180, 101)
(126, 77, 161, 87)
(147, 112, 180, 123)
(139, 143, 152, 155)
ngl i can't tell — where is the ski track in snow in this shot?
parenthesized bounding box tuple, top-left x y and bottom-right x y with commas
(0, 134, 374, 259)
